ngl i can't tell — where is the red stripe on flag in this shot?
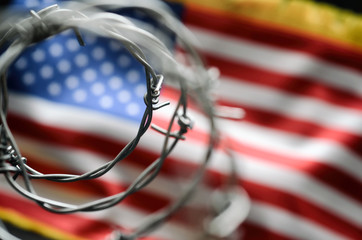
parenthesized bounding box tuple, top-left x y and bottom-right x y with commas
(7, 112, 361, 239)
(24, 152, 208, 229)
(228, 137, 362, 204)
(0, 192, 116, 240)
(0, 191, 176, 240)
(11, 108, 361, 203)
(160, 88, 362, 197)
(21, 143, 361, 240)
(8, 109, 361, 204)
(182, 6, 362, 73)
(6, 112, 213, 182)
(206, 53, 362, 113)
(241, 222, 293, 240)
(9, 107, 362, 201)
(242, 181, 361, 240)
(218, 98, 362, 163)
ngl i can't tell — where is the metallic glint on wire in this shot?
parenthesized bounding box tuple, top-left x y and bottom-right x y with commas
(0, 1, 248, 239)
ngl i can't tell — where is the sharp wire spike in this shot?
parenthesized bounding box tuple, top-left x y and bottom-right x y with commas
(0, 2, 248, 239)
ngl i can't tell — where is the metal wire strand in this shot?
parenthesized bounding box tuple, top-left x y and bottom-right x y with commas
(0, 1, 247, 239)
(0, 4, 176, 212)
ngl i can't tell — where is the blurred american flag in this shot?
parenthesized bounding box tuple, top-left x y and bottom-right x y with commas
(0, 0, 361, 240)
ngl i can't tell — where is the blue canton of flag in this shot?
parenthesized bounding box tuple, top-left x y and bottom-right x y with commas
(6, 0, 183, 123)
(8, 30, 148, 123)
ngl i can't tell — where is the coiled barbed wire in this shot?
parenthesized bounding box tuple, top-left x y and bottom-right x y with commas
(0, 1, 249, 239)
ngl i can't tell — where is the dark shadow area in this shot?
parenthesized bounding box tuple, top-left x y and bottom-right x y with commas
(314, 0, 362, 13)
(3, 221, 52, 240)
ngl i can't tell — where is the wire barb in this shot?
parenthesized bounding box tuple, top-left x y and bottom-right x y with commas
(0, 1, 248, 239)
(144, 74, 170, 110)
(25, 5, 60, 43)
(151, 113, 193, 140)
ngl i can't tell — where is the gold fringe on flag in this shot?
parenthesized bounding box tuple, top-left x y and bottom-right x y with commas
(170, 0, 362, 49)
(0, 207, 86, 240)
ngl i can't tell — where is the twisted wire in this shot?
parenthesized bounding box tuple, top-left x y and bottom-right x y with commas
(0, 1, 247, 239)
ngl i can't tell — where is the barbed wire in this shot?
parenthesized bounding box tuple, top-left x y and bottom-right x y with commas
(0, 1, 249, 239)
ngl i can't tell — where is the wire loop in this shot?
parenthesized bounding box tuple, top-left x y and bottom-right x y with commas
(0, 3, 170, 212)
(0, 1, 248, 239)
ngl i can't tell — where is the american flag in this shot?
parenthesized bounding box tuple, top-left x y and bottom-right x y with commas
(0, 0, 361, 240)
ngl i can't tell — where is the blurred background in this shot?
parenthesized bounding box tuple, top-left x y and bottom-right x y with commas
(0, 0, 361, 240)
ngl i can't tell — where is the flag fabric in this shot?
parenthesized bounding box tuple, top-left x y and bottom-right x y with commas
(1, 0, 362, 240)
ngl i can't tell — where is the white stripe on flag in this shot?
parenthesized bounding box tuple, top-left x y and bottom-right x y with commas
(154, 100, 362, 182)
(232, 152, 362, 225)
(189, 26, 362, 96)
(12, 133, 360, 239)
(223, 120, 362, 182)
(219, 76, 362, 135)
(0, 183, 199, 240)
(14, 134, 214, 209)
(148, 108, 362, 225)
(7, 92, 361, 233)
(248, 201, 349, 240)
(8, 93, 140, 143)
